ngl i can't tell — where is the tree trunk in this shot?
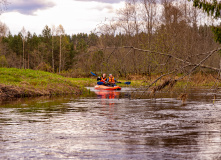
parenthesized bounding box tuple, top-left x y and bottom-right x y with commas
(220, 57, 221, 78)
(20, 55, 22, 69)
(59, 35, 62, 73)
(52, 35, 54, 72)
(28, 52, 29, 69)
(23, 40, 25, 69)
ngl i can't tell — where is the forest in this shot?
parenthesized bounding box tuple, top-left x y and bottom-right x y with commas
(0, 0, 220, 79)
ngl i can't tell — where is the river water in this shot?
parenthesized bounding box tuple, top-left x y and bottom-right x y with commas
(0, 87, 221, 160)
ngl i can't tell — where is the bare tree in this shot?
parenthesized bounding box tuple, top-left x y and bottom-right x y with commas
(56, 24, 65, 73)
(0, 22, 8, 36)
(21, 27, 26, 69)
(0, 0, 8, 13)
(51, 25, 56, 72)
(141, 0, 157, 48)
(117, 2, 135, 36)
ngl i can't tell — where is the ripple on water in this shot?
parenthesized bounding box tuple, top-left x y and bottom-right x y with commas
(0, 89, 221, 159)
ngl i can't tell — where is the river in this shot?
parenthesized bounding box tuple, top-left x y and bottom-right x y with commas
(0, 87, 221, 159)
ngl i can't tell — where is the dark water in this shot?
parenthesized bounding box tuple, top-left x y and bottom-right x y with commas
(1, 87, 221, 160)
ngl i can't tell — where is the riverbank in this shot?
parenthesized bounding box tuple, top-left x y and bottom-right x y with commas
(0, 68, 219, 98)
(120, 73, 221, 88)
(0, 68, 92, 98)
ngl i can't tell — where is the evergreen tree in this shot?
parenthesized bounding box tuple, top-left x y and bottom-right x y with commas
(189, 0, 221, 43)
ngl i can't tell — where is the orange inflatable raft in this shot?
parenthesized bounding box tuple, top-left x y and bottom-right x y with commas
(94, 85, 121, 90)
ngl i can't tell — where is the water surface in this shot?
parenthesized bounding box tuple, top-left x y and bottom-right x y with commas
(0, 88, 221, 159)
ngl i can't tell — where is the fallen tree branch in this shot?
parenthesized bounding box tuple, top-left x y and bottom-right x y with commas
(104, 46, 221, 72)
(131, 47, 221, 98)
(132, 68, 178, 98)
(177, 47, 221, 81)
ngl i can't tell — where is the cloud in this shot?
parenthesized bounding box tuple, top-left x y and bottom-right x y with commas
(77, 0, 124, 13)
(90, 4, 114, 13)
(7, 0, 55, 15)
(74, 0, 123, 4)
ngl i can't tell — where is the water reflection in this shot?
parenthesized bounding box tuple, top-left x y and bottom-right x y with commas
(0, 88, 221, 159)
(95, 90, 120, 99)
(94, 90, 120, 120)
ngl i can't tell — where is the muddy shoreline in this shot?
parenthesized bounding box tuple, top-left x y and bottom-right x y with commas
(0, 84, 83, 99)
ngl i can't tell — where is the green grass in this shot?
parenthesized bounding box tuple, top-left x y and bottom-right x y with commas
(0, 68, 96, 86)
(0, 68, 94, 97)
(0, 68, 218, 98)
(70, 78, 96, 87)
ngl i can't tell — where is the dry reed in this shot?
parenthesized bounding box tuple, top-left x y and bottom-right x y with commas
(151, 79, 177, 95)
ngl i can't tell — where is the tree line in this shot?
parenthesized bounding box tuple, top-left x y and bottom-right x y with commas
(0, 25, 98, 73)
(0, 0, 220, 78)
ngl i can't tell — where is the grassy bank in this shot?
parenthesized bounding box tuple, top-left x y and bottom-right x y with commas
(121, 73, 221, 88)
(0, 68, 93, 98)
(0, 68, 219, 98)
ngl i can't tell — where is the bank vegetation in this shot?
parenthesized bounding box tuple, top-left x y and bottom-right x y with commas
(0, 68, 89, 98)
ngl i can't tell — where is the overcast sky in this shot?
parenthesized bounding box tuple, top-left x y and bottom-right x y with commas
(0, 0, 125, 35)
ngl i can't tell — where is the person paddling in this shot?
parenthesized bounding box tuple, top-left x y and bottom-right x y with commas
(101, 73, 107, 83)
(97, 73, 107, 85)
(107, 74, 116, 86)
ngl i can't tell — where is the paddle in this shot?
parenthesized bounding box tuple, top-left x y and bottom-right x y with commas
(116, 81, 131, 85)
(124, 82, 131, 85)
(91, 72, 97, 76)
(97, 81, 131, 85)
(97, 82, 104, 85)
